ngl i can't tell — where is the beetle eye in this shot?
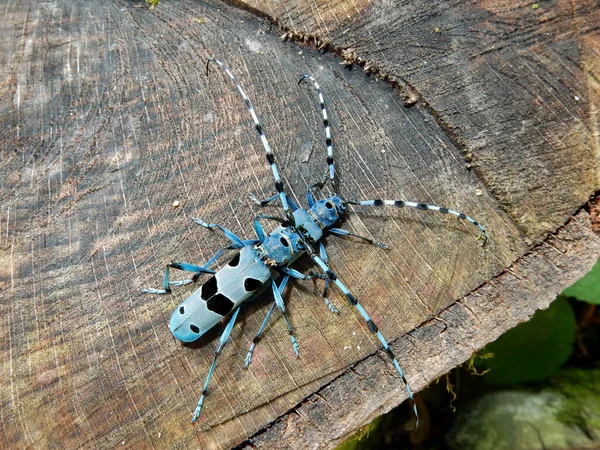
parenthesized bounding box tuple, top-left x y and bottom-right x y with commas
(325, 201, 333, 210)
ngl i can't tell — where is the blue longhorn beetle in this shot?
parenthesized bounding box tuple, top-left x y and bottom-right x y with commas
(142, 58, 488, 426)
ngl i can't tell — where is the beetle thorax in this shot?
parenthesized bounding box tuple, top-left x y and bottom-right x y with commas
(310, 195, 345, 229)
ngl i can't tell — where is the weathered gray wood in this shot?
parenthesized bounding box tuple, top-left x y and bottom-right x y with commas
(0, 0, 598, 449)
(246, 0, 600, 243)
(240, 210, 600, 448)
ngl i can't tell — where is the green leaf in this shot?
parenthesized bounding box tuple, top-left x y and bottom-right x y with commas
(561, 258, 600, 304)
(477, 297, 575, 385)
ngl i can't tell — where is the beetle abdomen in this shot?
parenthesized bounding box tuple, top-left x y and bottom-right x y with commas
(169, 246, 271, 342)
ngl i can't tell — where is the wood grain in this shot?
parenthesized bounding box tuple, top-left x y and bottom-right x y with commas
(245, 0, 600, 242)
(239, 210, 600, 449)
(0, 0, 598, 448)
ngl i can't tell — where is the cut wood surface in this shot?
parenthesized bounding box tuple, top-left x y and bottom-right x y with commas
(0, 0, 598, 449)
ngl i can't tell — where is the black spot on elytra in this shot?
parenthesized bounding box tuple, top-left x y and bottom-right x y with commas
(228, 252, 241, 267)
(373, 199, 383, 206)
(201, 276, 218, 300)
(244, 278, 262, 292)
(327, 156, 334, 165)
(207, 293, 234, 316)
(279, 236, 289, 247)
(179, 306, 185, 315)
(190, 324, 200, 334)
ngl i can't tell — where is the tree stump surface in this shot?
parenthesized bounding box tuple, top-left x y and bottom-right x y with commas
(0, 0, 598, 449)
